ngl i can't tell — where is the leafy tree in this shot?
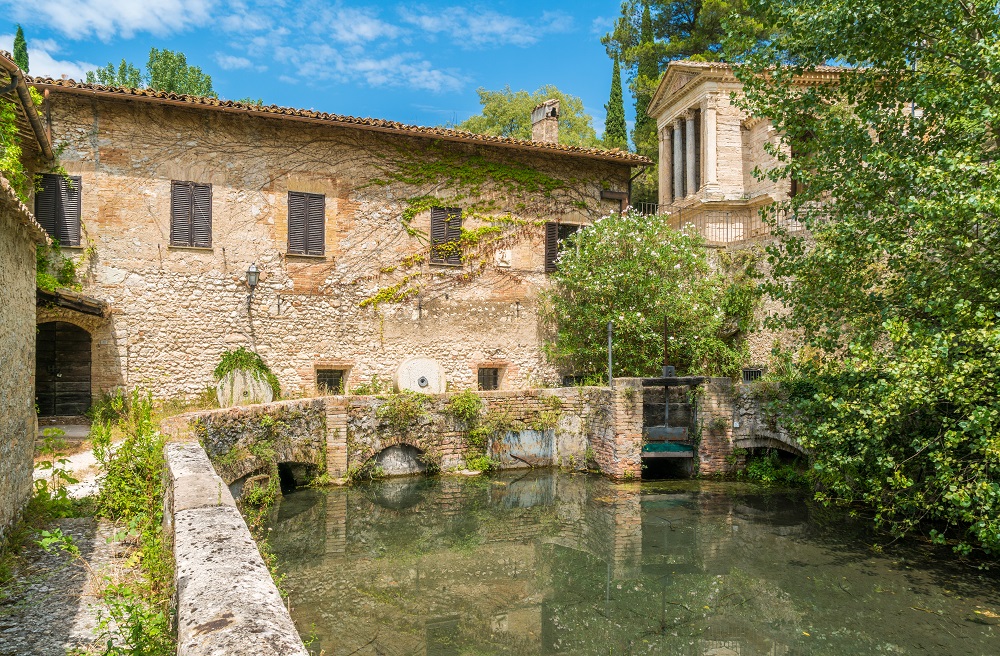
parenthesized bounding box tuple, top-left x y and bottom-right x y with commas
(13, 24, 28, 72)
(732, 0, 1000, 553)
(603, 57, 628, 150)
(86, 48, 216, 97)
(544, 210, 750, 378)
(455, 85, 599, 147)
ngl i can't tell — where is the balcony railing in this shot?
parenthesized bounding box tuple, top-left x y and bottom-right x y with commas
(631, 204, 811, 246)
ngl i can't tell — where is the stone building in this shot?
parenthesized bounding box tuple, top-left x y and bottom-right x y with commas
(26, 79, 648, 411)
(647, 61, 839, 366)
(0, 52, 53, 538)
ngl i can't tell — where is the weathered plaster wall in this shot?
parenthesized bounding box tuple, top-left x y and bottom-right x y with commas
(43, 92, 631, 400)
(0, 179, 43, 540)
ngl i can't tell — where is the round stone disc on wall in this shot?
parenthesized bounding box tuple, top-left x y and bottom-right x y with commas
(394, 356, 447, 393)
(217, 370, 275, 408)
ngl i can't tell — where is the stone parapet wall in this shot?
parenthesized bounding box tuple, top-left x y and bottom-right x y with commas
(163, 442, 308, 655)
(163, 386, 645, 485)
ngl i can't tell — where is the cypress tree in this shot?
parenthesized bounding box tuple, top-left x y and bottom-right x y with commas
(632, 1, 657, 155)
(13, 24, 28, 73)
(604, 57, 628, 150)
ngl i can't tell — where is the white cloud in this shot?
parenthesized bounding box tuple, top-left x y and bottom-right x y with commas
(399, 6, 573, 48)
(215, 53, 253, 70)
(6, 0, 216, 40)
(325, 8, 402, 45)
(0, 34, 97, 80)
(591, 16, 614, 36)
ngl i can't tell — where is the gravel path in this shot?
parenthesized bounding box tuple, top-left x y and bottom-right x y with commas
(0, 517, 119, 655)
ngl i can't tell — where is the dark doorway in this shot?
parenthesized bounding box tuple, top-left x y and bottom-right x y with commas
(36, 321, 92, 417)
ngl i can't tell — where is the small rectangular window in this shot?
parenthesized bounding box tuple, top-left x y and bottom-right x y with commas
(288, 191, 325, 256)
(170, 181, 212, 247)
(430, 206, 462, 265)
(544, 222, 581, 272)
(742, 368, 764, 383)
(35, 174, 81, 246)
(317, 369, 346, 394)
(478, 367, 500, 391)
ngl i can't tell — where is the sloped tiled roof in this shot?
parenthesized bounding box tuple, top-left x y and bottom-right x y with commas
(0, 173, 49, 244)
(31, 77, 651, 166)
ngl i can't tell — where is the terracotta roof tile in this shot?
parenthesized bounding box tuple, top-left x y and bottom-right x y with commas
(30, 77, 651, 166)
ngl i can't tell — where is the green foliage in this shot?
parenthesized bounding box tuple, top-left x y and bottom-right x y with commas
(737, 450, 806, 486)
(544, 209, 751, 378)
(376, 391, 431, 433)
(33, 429, 79, 518)
(90, 388, 174, 654)
(213, 346, 281, 399)
(603, 57, 628, 150)
(455, 85, 599, 147)
(729, 0, 1000, 554)
(236, 97, 264, 106)
(13, 25, 28, 72)
(445, 390, 484, 425)
(86, 48, 216, 97)
(351, 375, 391, 395)
(463, 454, 499, 473)
(345, 461, 387, 484)
(0, 98, 27, 201)
(35, 240, 81, 292)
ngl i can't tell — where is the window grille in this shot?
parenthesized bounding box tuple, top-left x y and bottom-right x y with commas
(316, 369, 346, 394)
(478, 367, 501, 391)
(742, 368, 764, 383)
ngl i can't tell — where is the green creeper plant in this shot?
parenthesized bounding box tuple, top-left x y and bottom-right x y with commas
(213, 346, 281, 399)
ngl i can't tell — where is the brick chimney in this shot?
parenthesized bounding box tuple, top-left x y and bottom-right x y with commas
(531, 99, 559, 144)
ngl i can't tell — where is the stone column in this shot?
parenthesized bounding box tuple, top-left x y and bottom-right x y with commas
(704, 97, 719, 192)
(672, 118, 684, 200)
(685, 110, 697, 196)
(659, 125, 672, 206)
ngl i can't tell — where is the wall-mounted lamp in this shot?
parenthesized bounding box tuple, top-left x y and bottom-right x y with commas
(246, 263, 260, 312)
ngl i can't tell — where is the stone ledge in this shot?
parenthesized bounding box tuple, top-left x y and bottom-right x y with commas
(165, 443, 307, 656)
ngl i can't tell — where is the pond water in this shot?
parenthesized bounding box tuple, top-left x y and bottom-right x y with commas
(266, 471, 1000, 655)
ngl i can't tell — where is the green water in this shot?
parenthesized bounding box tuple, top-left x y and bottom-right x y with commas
(266, 471, 1000, 655)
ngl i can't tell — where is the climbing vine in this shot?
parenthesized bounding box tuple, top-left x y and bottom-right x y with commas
(356, 141, 608, 311)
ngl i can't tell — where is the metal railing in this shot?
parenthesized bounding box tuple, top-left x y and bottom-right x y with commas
(631, 203, 812, 246)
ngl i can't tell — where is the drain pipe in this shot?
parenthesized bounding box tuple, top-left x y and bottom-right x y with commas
(0, 55, 54, 160)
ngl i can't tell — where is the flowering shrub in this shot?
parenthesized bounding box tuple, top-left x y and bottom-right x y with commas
(544, 210, 752, 377)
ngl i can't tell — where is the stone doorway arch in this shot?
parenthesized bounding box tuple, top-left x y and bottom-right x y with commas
(36, 321, 92, 417)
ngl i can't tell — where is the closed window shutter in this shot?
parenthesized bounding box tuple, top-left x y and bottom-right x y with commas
(430, 206, 447, 263)
(192, 183, 212, 248)
(59, 176, 82, 246)
(544, 222, 559, 272)
(445, 208, 462, 265)
(35, 174, 60, 240)
(306, 193, 325, 256)
(170, 182, 193, 246)
(287, 192, 307, 254)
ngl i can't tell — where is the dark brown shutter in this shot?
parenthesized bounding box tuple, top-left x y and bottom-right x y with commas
(287, 192, 306, 254)
(58, 176, 82, 246)
(544, 222, 559, 272)
(430, 206, 448, 263)
(445, 208, 462, 265)
(306, 193, 325, 256)
(192, 183, 212, 248)
(170, 182, 193, 246)
(35, 174, 59, 240)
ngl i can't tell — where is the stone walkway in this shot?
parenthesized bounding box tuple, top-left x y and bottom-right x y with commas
(0, 517, 118, 655)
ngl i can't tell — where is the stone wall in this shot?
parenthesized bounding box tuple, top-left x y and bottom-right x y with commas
(39, 90, 633, 401)
(163, 386, 645, 485)
(0, 177, 46, 540)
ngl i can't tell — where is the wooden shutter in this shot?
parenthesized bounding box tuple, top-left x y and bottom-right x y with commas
(306, 193, 325, 256)
(287, 192, 307, 254)
(170, 182, 193, 246)
(445, 208, 462, 265)
(430, 206, 448, 263)
(58, 176, 82, 246)
(192, 183, 212, 248)
(544, 222, 559, 272)
(35, 174, 60, 240)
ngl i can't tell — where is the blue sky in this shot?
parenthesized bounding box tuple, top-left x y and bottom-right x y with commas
(1, 0, 636, 135)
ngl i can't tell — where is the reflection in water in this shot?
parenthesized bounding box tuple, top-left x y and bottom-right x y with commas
(266, 473, 1000, 655)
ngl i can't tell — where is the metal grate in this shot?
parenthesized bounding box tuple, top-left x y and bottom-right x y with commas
(316, 369, 345, 394)
(478, 367, 500, 391)
(742, 368, 764, 383)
